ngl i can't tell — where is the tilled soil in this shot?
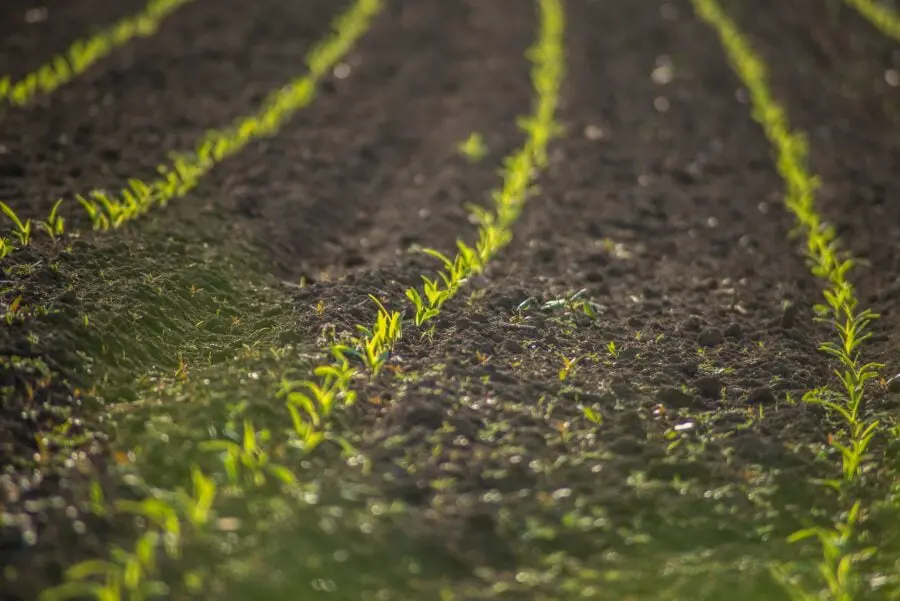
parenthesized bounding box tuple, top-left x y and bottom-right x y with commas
(1, 0, 899, 599)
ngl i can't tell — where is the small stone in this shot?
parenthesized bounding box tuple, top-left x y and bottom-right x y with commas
(724, 322, 743, 339)
(887, 375, 900, 394)
(656, 386, 696, 408)
(618, 347, 640, 361)
(677, 361, 699, 376)
(503, 340, 525, 354)
(627, 315, 643, 327)
(0, 162, 24, 177)
(781, 302, 800, 329)
(694, 376, 723, 399)
(747, 386, 776, 405)
(681, 316, 702, 331)
(698, 327, 723, 347)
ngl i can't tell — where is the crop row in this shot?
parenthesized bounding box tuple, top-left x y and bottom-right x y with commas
(0, 0, 195, 107)
(692, 0, 897, 597)
(35, 0, 565, 598)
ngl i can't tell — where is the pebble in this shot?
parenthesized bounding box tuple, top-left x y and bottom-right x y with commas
(724, 322, 743, 339)
(655, 386, 696, 408)
(887, 374, 900, 394)
(697, 327, 724, 347)
(503, 340, 525, 355)
(781, 302, 800, 329)
(747, 386, 777, 405)
(693, 375, 723, 399)
(682, 316, 702, 331)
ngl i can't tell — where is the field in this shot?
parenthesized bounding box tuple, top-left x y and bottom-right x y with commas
(1, 0, 899, 599)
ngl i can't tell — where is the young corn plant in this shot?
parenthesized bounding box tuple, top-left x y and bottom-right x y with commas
(351, 295, 402, 374)
(37, 532, 170, 601)
(0, 201, 32, 247)
(804, 279, 882, 490)
(199, 420, 296, 488)
(36, 199, 66, 241)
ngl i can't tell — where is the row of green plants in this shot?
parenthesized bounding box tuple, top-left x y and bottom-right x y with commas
(690, 0, 887, 599)
(38, 0, 566, 597)
(0, 0, 382, 264)
(406, 0, 564, 328)
(0, 0, 196, 107)
(841, 0, 900, 41)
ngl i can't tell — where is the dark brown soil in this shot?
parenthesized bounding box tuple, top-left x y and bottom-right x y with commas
(1, 0, 899, 599)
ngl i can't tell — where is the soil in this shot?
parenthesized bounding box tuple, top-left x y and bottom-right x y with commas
(1, 0, 899, 600)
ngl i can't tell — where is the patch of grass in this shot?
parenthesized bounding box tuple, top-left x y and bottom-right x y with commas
(691, 0, 886, 597)
(0, 0, 195, 107)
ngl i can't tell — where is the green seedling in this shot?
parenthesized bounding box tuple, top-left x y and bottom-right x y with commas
(351, 295, 402, 374)
(199, 420, 295, 487)
(558, 355, 583, 381)
(36, 199, 65, 241)
(581, 406, 604, 426)
(38, 533, 170, 601)
(606, 341, 620, 360)
(458, 132, 488, 162)
(773, 501, 874, 601)
(0, 201, 32, 246)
